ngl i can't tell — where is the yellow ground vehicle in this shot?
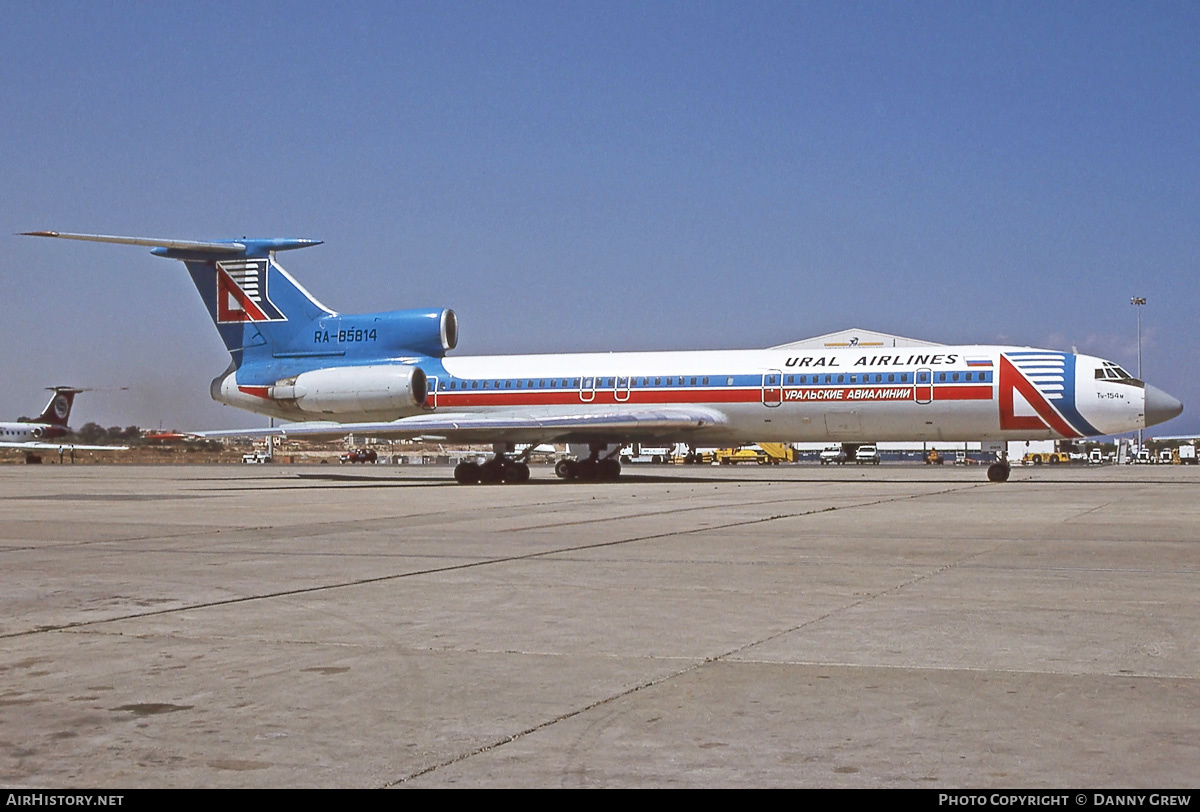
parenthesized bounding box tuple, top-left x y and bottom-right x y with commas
(715, 447, 768, 465)
(925, 449, 943, 465)
(758, 443, 799, 463)
(1023, 451, 1071, 465)
(673, 450, 716, 464)
(714, 443, 799, 465)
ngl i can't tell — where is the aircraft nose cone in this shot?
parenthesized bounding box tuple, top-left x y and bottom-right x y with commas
(1144, 384, 1184, 427)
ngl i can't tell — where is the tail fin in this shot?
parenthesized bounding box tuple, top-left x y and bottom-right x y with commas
(22, 232, 331, 368)
(176, 250, 336, 367)
(33, 387, 81, 427)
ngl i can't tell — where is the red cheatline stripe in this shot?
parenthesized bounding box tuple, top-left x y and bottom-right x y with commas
(932, 385, 993, 401)
(232, 384, 994, 408)
(429, 384, 993, 408)
(433, 389, 761, 407)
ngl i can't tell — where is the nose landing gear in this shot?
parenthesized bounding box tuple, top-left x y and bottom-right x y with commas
(987, 461, 1011, 482)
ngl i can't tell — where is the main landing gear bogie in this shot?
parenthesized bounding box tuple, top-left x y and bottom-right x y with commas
(553, 443, 623, 483)
(454, 455, 622, 485)
(554, 457, 621, 482)
(454, 459, 530, 485)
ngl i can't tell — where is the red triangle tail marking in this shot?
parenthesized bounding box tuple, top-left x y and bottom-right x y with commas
(998, 356, 1080, 438)
(216, 267, 269, 322)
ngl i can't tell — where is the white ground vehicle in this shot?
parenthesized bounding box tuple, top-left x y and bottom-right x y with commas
(855, 445, 881, 465)
(619, 444, 674, 464)
(820, 446, 848, 465)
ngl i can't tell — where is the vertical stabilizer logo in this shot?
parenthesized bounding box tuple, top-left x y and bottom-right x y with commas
(215, 260, 286, 323)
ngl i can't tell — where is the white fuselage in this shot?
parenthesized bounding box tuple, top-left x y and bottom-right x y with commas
(0, 422, 57, 444)
(215, 345, 1148, 443)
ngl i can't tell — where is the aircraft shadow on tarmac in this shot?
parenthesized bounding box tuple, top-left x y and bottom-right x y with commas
(286, 470, 1190, 487)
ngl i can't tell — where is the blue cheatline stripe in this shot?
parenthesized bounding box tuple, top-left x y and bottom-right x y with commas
(430, 370, 991, 391)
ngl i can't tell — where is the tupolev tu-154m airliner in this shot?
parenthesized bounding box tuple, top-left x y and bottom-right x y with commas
(24, 231, 1183, 483)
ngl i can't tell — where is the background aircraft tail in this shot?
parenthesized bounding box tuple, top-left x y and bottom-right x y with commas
(28, 387, 81, 427)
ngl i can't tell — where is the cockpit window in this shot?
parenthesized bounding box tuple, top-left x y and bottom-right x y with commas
(1095, 362, 1142, 385)
(1099, 362, 1132, 379)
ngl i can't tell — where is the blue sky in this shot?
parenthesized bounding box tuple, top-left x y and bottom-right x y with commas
(3, 1, 1197, 434)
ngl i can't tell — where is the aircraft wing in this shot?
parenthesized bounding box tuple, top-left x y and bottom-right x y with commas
(196, 406, 728, 444)
(0, 442, 129, 451)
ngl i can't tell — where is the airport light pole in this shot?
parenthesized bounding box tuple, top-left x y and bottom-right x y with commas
(1131, 297, 1146, 450)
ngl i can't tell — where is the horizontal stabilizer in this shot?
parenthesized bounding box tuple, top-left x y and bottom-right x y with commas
(21, 232, 323, 256)
(21, 231, 247, 253)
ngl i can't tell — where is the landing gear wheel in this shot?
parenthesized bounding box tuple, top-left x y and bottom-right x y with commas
(598, 458, 621, 481)
(454, 462, 481, 484)
(987, 462, 1011, 483)
(477, 462, 504, 485)
(555, 459, 578, 480)
(577, 459, 600, 482)
(505, 462, 531, 483)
